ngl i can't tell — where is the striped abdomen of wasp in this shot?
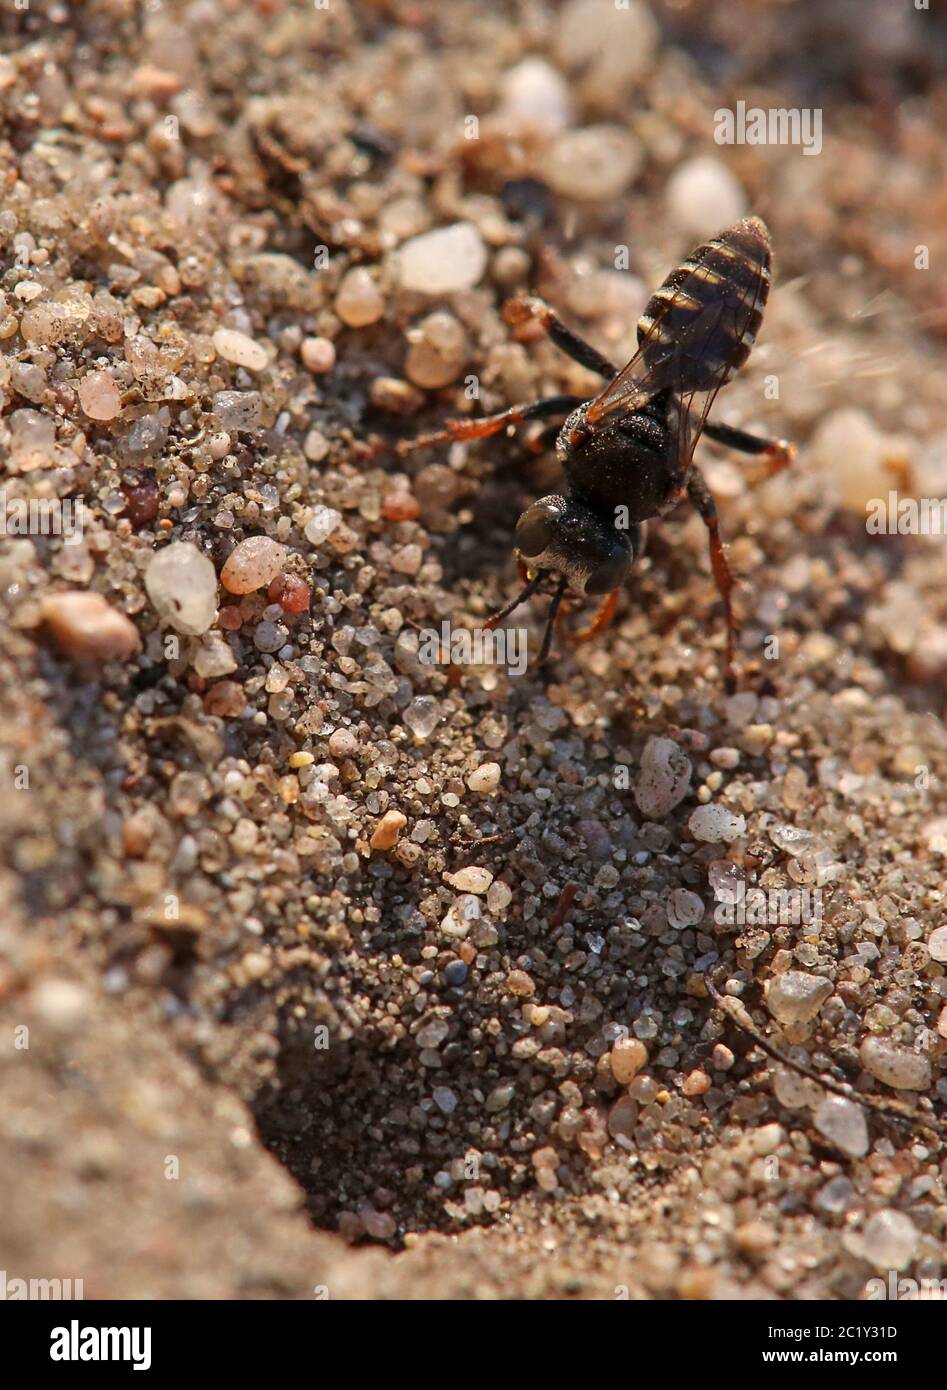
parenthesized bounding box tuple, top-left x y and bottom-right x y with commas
(399, 216, 795, 681)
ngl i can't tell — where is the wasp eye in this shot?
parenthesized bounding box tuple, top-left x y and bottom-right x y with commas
(515, 500, 559, 558)
(584, 552, 630, 596)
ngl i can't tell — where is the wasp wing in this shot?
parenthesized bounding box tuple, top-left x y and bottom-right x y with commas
(582, 332, 675, 429)
(585, 220, 770, 439)
(582, 272, 731, 429)
(668, 300, 740, 475)
(669, 261, 771, 475)
(579, 295, 737, 479)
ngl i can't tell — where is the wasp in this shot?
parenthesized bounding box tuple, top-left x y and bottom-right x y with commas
(399, 216, 794, 682)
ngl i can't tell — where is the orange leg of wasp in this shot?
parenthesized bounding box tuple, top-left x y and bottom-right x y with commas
(702, 421, 796, 485)
(396, 395, 584, 457)
(568, 589, 618, 644)
(502, 296, 618, 380)
(747, 439, 796, 486)
(766, 438, 796, 472)
(687, 468, 738, 688)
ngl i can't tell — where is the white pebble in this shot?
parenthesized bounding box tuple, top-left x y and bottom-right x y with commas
(497, 57, 572, 133)
(688, 804, 746, 843)
(809, 408, 907, 515)
(773, 1066, 822, 1111)
(145, 541, 218, 636)
(213, 328, 268, 372)
(440, 894, 481, 940)
(543, 125, 641, 202)
(396, 222, 487, 295)
(300, 337, 336, 374)
(9, 408, 57, 469)
(402, 695, 440, 740)
(78, 369, 121, 421)
(32, 978, 89, 1033)
(634, 736, 692, 818)
(193, 633, 237, 679)
(666, 888, 704, 929)
(859, 1036, 931, 1091)
(335, 267, 384, 327)
(928, 926, 947, 961)
(814, 1096, 869, 1158)
(666, 156, 747, 240)
(220, 536, 287, 594)
(862, 1209, 918, 1271)
(765, 971, 832, 1025)
(304, 505, 342, 546)
(213, 390, 262, 432)
(444, 866, 493, 894)
(556, 0, 658, 92)
(303, 428, 330, 462)
(486, 880, 512, 915)
(467, 762, 501, 793)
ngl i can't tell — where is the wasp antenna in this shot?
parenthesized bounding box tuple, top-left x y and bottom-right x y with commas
(536, 577, 567, 666)
(483, 571, 545, 630)
(706, 975, 946, 1142)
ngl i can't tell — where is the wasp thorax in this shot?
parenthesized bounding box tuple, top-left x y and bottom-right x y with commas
(514, 494, 634, 597)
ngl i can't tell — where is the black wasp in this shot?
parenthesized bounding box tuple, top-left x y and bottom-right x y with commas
(400, 216, 794, 682)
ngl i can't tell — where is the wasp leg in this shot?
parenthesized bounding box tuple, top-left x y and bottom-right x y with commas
(568, 589, 618, 644)
(502, 296, 618, 380)
(397, 394, 584, 457)
(703, 420, 796, 478)
(687, 468, 738, 688)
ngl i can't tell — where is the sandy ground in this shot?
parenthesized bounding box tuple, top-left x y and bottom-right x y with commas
(1, 0, 947, 1299)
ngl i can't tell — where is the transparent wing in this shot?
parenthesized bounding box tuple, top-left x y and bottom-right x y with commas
(584, 245, 768, 452)
(672, 265, 770, 472)
(670, 301, 737, 473)
(583, 333, 677, 428)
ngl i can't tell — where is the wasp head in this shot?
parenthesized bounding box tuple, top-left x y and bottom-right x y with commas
(514, 494, 635, 597)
